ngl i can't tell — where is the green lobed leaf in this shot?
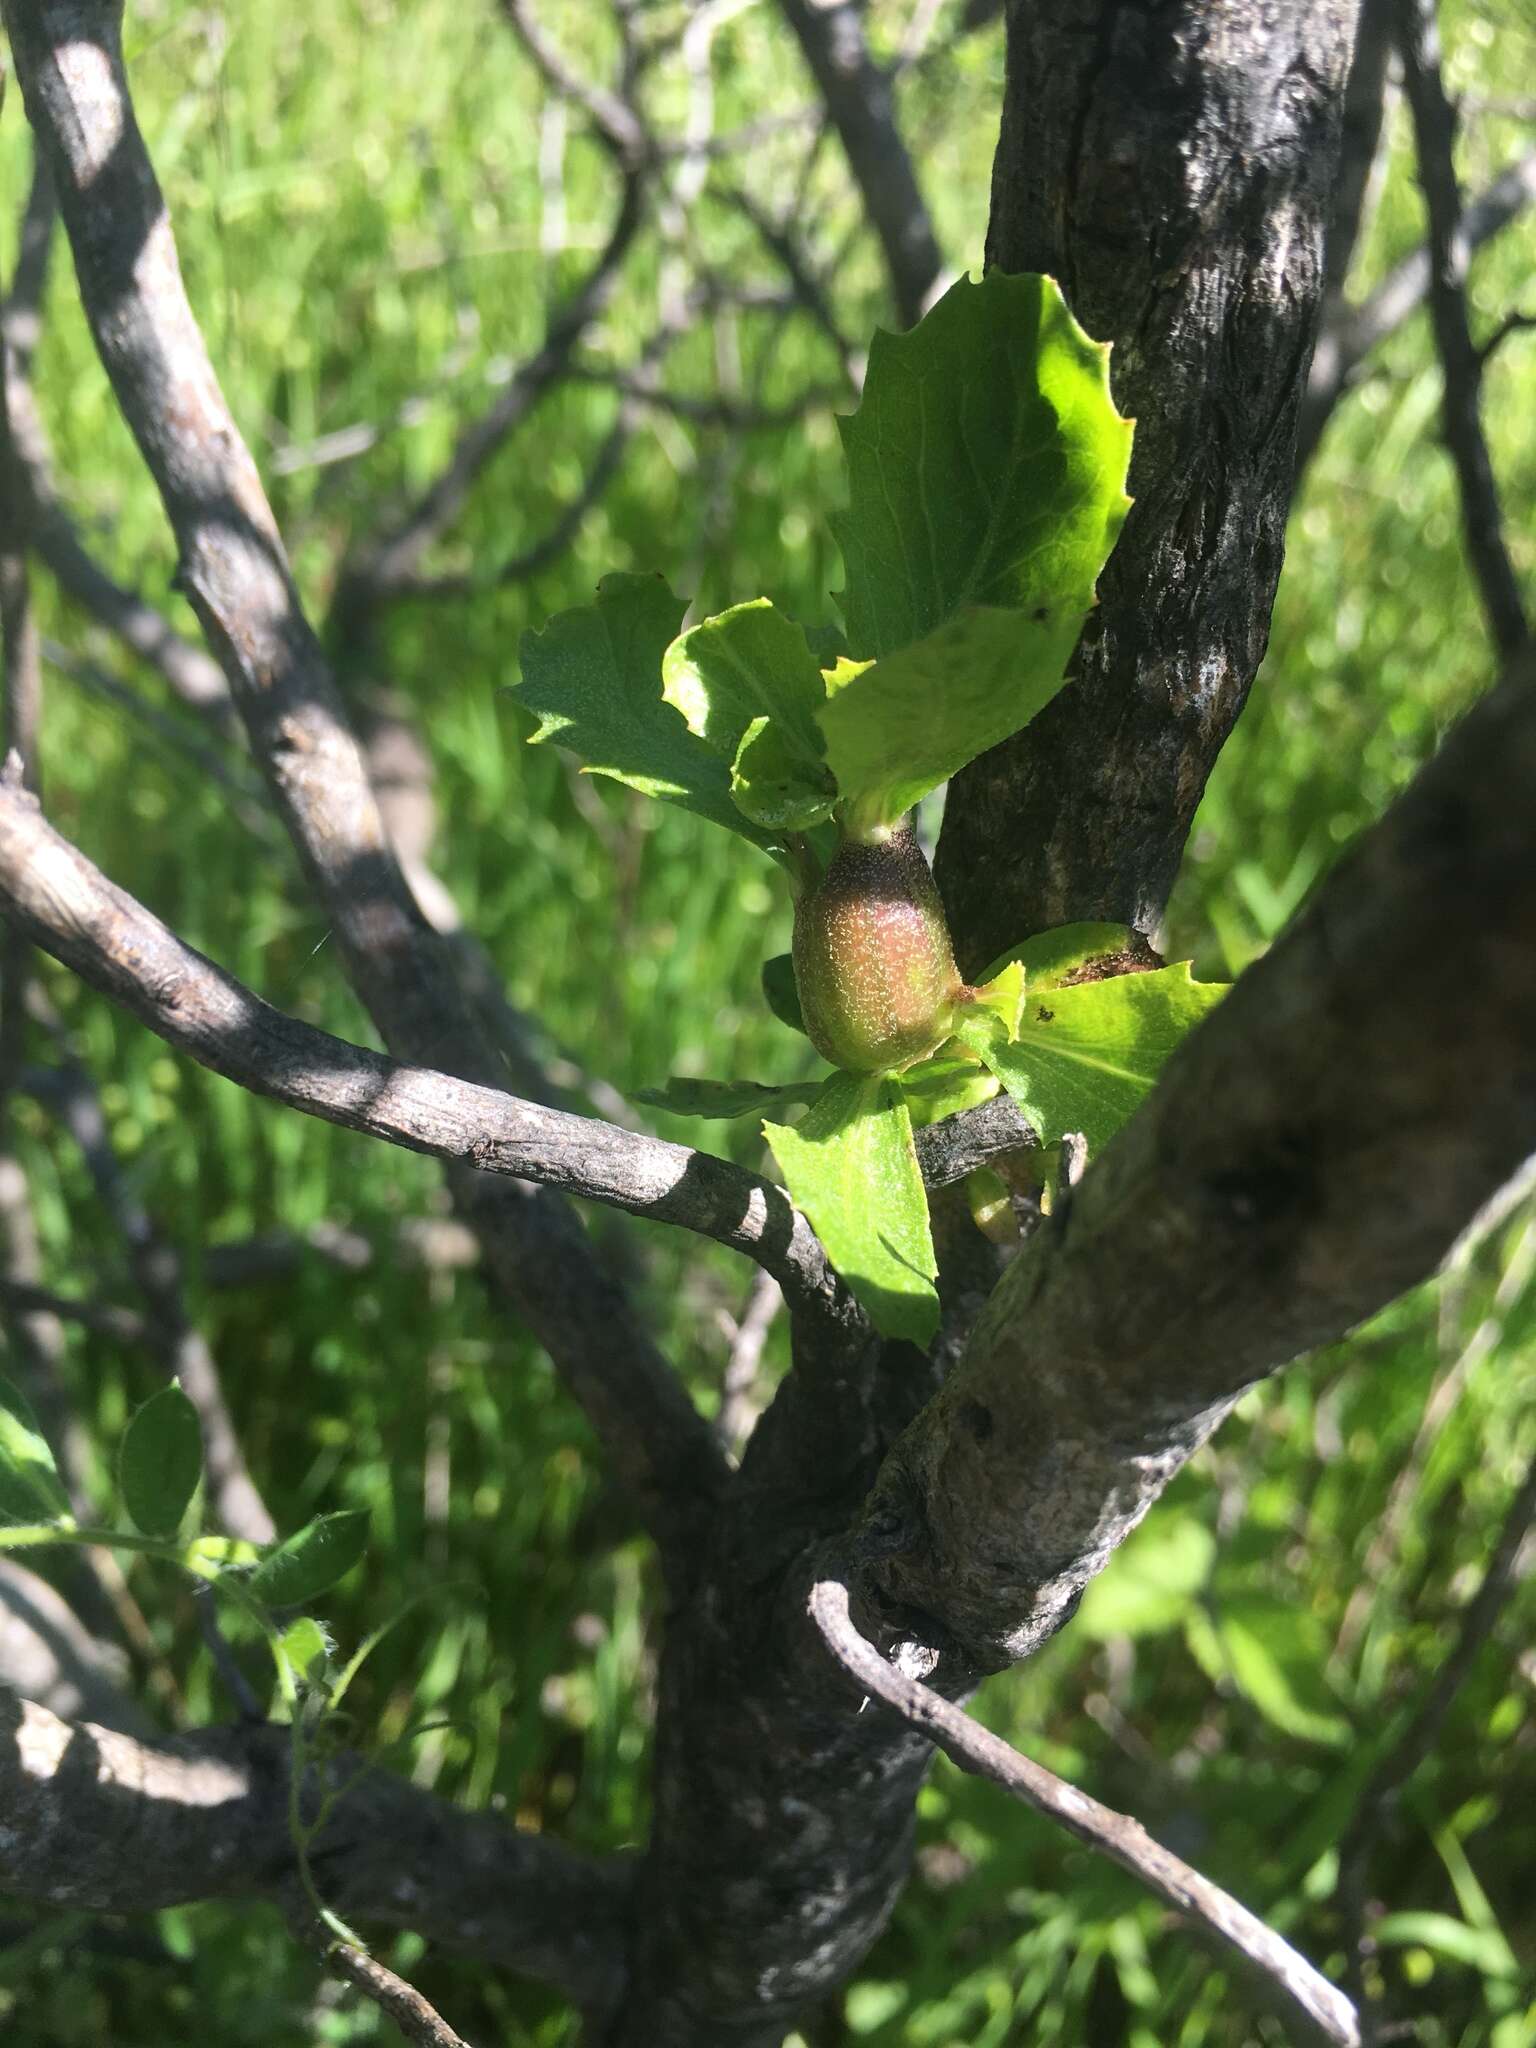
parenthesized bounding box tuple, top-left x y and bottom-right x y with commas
(832, 271, 1134, 661)
(764, 1072, 938, 1344)
(119, 1383, 203, 1538)
(898, 1051, 998, 1129)
(510, 573, 773, 848)
(966, 958, 1025, 1038)
(978, 922, 1140, 992)
(955, 960, 1227, 1155)
(817, 605, 1080, 833)
(247, 1510, 369, 1608)
(0, 1377, 71, 1525)
(762, 952, 807, 1035)
(634, 1075, 824, 1121)
(731, 715, 838, 831)
(662, 597, 828, 769)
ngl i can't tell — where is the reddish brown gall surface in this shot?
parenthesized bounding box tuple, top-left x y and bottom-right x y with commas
(792, 825, 963, 1072)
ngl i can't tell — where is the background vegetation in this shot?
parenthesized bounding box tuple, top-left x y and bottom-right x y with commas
(0, 1, 1532, 2042)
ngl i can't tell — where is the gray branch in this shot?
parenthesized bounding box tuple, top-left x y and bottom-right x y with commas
(810, 1575, 1360, 2047)
(2, 0, 729, 1565)
(1300, 146, 1536, 471)
(0, 774, 850, 1322)
(0, 1692, 630, 2018)
(869, 658, 1536, 1669)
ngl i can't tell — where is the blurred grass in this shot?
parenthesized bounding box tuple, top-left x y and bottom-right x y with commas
(0, 1, 1533, 2044)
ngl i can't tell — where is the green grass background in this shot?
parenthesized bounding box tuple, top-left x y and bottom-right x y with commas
(0, 1, 1533, 2043)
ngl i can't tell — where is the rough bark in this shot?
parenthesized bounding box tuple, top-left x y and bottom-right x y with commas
(936, 0, 1362, 970)
(0, 1692, 630, 2016)
(871, 659, 1536, 1669)
(608, 645, 1536, 2042)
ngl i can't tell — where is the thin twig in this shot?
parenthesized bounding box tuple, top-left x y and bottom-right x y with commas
(716, 1267, 783, 1452)
(1297, 147, 1536, 474)
(1393, 0, 1529, 658)
(22, 1057, 276, 1547)
(335, 169, 648, 614)
(0, 1277, 147, 1345)
(4, 0, 733, 1566)
(0, 776, 847, 1325)
(1335, 1444, 1536, 2038)
(810, 1573, 1361, 2048)
(498, 0, 649, 165)
(316, 1935, 477, 2048)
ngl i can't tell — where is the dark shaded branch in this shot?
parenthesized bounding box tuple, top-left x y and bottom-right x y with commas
(810, 1574, 1360, 2047)
(3, 0, 729, 1564)
(872, 659, 1536, 1670)
(0, 776, 849, 1327)
(498, 0, 649, 165)
(1394, 0, 1529, 660)
(773, 0, 942, 326)
(0, 1692, 630, 2016)
(1298, 147, 1536, 471)
(0, 1277, 146, 1345)
(334, 169, 647, 617)
(1324, 0, 1395, 305)
(389, 409, 636, 601)
(936, 1, 1362, 970)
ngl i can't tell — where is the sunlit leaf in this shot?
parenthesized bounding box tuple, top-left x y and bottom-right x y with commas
(764, 1073, 938, 1343)
(731, 715, 838, 831)
(817, 606, 1078, 833)
(248, 1510, 369, 1607)
(511, 573, 774, 847)
(955, 960, 1227, 1155)
(833, 271, 1133, 660)
(663, 597, 828, 769)
(0, 1377, 71, 1525)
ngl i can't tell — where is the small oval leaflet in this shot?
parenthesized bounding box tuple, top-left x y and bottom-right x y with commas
(248, 1509, 370, 1607)
(119, 1382, 204, 1538)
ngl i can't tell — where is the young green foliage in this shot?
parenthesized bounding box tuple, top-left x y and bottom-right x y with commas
(763, 1074, 939, 1345)
(247, 1509, 371, 1607)
(0, 1378, 72, 1525)
(832, 270, 1134, 661)
(514, 573, 777, 850)
(955, 926, 1228, 1155)
(503, 272, 1163, 1341)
